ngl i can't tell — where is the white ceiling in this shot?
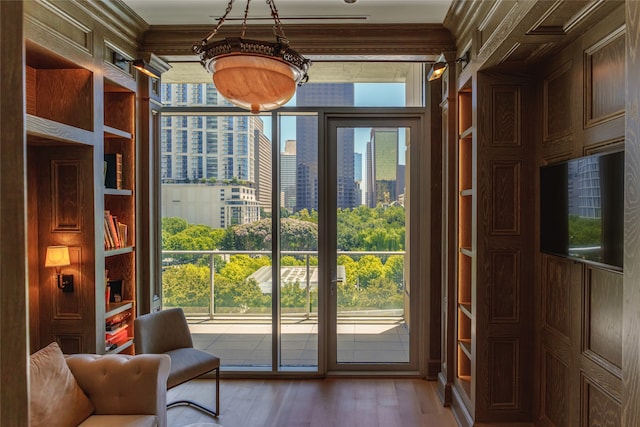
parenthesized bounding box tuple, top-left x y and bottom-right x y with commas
(122, 0, 453, 26)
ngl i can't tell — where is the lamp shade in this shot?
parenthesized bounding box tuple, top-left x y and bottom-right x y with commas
(209, 54, 298, 114)
(45, 246, 70, 268)
(427, 62, 447, 81)
(193, 0, 311, 115)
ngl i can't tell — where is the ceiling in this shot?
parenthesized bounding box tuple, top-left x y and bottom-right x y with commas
(121, 0, 454, 26)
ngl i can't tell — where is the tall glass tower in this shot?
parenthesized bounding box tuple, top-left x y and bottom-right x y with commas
(295, 83, 356, 212)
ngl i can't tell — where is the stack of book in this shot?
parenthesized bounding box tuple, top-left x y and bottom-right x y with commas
(105, 323, 129, 347)
(104, 210, 128, 249)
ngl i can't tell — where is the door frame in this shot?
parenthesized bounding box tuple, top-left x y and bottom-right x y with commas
(319, 111, 428, 374)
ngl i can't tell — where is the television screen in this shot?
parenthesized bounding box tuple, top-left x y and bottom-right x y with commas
(540, 151, 624, 270)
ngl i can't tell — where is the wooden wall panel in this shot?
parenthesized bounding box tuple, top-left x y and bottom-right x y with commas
(581, 374, 621, 427)
(542, 255, 571, 340)
(544, 62, 573, 143)
(542, 349, 570, 427)
(584, 29, 625, 127)
(33, 146, 96, 354)
(491, 161, 521, 234)
(23, 0, 93, 55)
(52, 161, 83, 231)
(490, 251, 519, 322)
(489, 339, 518, 408)
(0, 1, 29, 425)
(473, 72, 535, 423)
(584, 267, 622, 372)
(492, 88, 520, 146)
(536, 7, 627, 427)
(623, 2, 640, 426)
(34, 69, 93, 131)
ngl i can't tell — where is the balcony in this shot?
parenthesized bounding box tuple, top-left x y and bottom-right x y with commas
(162, 249, 409, 368)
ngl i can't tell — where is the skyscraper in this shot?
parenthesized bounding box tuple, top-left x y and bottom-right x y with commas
(160, 83, 272, 212)
(295, 83, 356, 212)
(281, 140, 297, 211)
(366, 128, 400, 207)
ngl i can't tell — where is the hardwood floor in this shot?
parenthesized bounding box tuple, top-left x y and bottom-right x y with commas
(167, 378, 458, 427)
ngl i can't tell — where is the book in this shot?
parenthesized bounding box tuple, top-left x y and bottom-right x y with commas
(104, 153, 123, 189)
(103, 213, 115, 249)
(107, 279, 123, 303)
(104, 211, 120, 248)
(118, 222, 128, 247)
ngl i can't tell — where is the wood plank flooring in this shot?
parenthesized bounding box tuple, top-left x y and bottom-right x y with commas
(167, 378, 458, 427)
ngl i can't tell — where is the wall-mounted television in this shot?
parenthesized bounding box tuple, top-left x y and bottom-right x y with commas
(540, 150, 624, 271)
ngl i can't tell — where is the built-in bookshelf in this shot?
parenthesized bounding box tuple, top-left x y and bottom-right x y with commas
(25, 44, 98, 355)
(103, 81, 137, 354)
(24, 39, 139, 356)
(456, 88, 474, 404)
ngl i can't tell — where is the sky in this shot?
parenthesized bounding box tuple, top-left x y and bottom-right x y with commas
(260, 83, 409, 200)
(260, 82, 407, 153)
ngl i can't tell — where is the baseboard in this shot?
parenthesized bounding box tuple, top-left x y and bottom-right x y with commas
(451, 386, 473, 427)
(437, 371, 452, 406)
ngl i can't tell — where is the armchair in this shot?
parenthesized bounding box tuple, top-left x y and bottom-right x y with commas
(134, 308, 220, 418)
(29, 342, 171, 427)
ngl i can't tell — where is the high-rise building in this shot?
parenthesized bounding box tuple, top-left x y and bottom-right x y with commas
(161, 83, 272, 214)
(366, 128, 400, 207)
(281, 140, 297, 211)
(354, 152, 363, 206)
(295, 83, 356, 212)
(254, 129, 272, 213)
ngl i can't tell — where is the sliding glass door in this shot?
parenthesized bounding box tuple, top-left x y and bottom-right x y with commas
(325, 116, 421, 371)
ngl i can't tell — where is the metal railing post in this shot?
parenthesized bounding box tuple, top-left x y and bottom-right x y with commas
(305, 253, 310, 319)
(209, 253, 215, 319)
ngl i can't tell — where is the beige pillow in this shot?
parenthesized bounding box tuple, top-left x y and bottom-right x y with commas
(29, 342, 94, 427)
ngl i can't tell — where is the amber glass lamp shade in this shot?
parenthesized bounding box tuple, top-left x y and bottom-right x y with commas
(209, 54, 300, 114)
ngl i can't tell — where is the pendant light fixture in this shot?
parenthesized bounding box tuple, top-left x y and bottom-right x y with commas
(193, 0, 311, 114)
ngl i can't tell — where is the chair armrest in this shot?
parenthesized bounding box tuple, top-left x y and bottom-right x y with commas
(66, 354, 171, 427)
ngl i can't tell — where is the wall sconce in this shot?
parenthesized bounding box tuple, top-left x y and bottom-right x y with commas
(45, 246, 74, 293)
(131, 58, 160, 80)
(112, 52, 162, 80)
(427, 54, 447, 82)
(456, 50, 471, 69)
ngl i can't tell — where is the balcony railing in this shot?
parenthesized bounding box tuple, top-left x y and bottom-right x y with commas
(161, 249, 406, 320)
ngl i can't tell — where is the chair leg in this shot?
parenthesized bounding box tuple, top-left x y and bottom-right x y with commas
(215, 366, 220, 416)
(167, 367, 220, 417)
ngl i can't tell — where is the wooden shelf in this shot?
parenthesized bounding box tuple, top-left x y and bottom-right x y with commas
(104, 188, 133, 196)
(26, 114, 94, 146)
(106, 338, 134, 355)
(458, 339, 472, 359)
(105, 301, 134, 318)
(104, 125, 132, 139)
(459, 127, 473, 140)
(459, 303, 472, 318)
(455, 87, 474, 413)
(105, 246, 134, 257)
(460, 247, 473, 257)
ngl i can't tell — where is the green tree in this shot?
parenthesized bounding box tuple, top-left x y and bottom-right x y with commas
(162, 264, 210, 308)
(218, 254, 270, 282)
(358, 277, 403, 309)
(213, 275, 270, 313)
(164, 225, 224, 251)
(292, 208, 318, 224)
(384, 255, 404, 288)
(162, 217, 188, 236)
(221, 218, 318, 251)
(355, 255, 385, 288)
